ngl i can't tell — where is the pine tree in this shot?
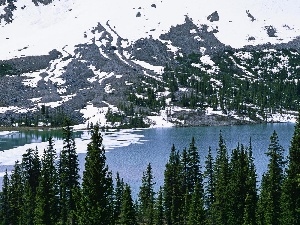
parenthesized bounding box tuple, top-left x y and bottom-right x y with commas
(58, 121, 80, 225)
(211, 132, 229, 225)
(154, 187, 164, 225)
(8, 161, 23, 225)
(21, 147, 41, 196)
(138, 163, 155, 225)
(227, 144, 252, 225)
(114, 172, 125, 224)
(186, 137, 202, 194)
(257, 131, 285, 225)
(0, 170, 11, 225)
(34, 137, 59, 225)
(20, 147, 41, 225)
(204, 147, 215, 225)
(187, 183, 205, 225)
(118, 184, 137, 225)
(281, 114, 300, 224)
(243, 140, 257, 225)
(80, 124, 114, 225)
(163, 144, 183, 225)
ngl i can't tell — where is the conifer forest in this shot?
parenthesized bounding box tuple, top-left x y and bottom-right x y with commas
(1, 115, 300, 225)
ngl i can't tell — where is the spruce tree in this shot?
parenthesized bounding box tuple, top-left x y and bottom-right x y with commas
(204, 147, 215, 225)
(257, 131, 285, 225)
(163, 144, 183, 225)
(154, 187, 164, 225)
(34, 137, 59, 225)
(8, 161, 23, 225)
(80, 124, 114, 225)
(21, 147, 41, 196)
(227, 144, 252, 225)
(58, 121, 80, 225)
(138, 163, 155, 225)
(281, 114, 300, 224)
(243, 141, 257, 225)
(186, 137, 202, 194)
(20, 147, 41, 225)
(187, 183, 205, 225)
(0, 170, 11, 225)
(114, 172, 125, 224)
(118, 184, 137, 225)
(211, 132, 229, 225)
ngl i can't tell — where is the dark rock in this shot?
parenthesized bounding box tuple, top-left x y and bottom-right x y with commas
(246, 10, 256, 22)
(136, 12, 141, 17)
(265, 25, 277, 37)
(207, 11, 219, 22)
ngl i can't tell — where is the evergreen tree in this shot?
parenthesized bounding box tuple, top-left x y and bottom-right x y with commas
(227, 144, 250, 225)
(0, 170, 11, 225)
(281, 114, 300, 224)
(186, 137, 202, 194)
(80, 124, 114, 225)
(187, 183, 205, 225)
(20, 181, 35, 225)
(114, 172, 125, 224)
(21, 147, 41, 196)
(118, 184, 137, 225)
(138, 163, 155, 225)
(211, 132, 229, 225)
(58, 121, 80, 225)
(8, 161, 23, 225)
(34, 137, 59, 225)
(257, 131, 285, 225)
(163, 144, 183, 225)
(204, 147, 215, 225)
(154, 187, 164, 225)
(243, 140, 257, 225)
(20, 147, 41, 225)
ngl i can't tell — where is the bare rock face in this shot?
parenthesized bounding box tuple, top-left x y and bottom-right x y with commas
(0, 0, 16, 24)
(207, 11, 219, 22)
(246, 10, 256, 22)
(32, 0, 54, 6)
(265, 26, 277, 37)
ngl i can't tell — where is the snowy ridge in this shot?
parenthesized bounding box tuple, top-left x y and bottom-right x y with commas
(1, 0, 300, 59)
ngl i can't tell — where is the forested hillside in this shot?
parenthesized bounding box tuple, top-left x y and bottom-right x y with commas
(1, 115, 300, 224)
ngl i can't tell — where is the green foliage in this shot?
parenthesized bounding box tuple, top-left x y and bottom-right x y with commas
(163, 144, 183, 225)
(0, 64, 14, 77)
(211, 132, 230, 225)
(204, 147, 215, 225)
(138, 163, 155, 225)
(187, 183, 205, 225)
(118, 184, 137, 225)
(114, 172, 125, 223)
(80, 124, 114, 225)
(153, 187, 164, 225)
(258, 131, 285, 225)
(34, 137, 59, 225)
(0, 171, 10, 225)
(280, 115, 300, 224)
(161, 50, 300, 118)
(58, 120, 80, 225)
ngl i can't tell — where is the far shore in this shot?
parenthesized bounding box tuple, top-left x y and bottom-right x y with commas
(0, 126, 63, 132)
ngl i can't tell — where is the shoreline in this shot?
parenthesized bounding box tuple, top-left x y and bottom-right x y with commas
(0, 120, 296, 132)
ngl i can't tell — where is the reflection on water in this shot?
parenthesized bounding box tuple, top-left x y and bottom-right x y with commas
(0, 129, 83, 152)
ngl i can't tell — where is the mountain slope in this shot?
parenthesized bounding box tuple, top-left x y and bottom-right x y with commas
(0, 0, 299, 128)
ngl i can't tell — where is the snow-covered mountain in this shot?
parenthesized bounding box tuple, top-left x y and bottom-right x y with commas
(1, 0, 300, 59)
(0, 0, 299, 128)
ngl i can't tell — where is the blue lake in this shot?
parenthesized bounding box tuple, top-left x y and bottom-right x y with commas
(0, 123, 296, 197)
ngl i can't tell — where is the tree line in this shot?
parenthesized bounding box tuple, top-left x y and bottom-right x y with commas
(1, 116, 300, 224)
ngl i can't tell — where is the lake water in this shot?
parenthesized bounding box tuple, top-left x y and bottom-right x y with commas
(0, 123, 296, 197)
